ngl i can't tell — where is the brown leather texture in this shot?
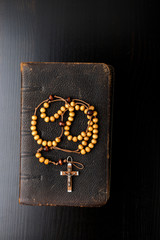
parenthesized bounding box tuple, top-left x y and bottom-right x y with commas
(19, 62, 114, 207)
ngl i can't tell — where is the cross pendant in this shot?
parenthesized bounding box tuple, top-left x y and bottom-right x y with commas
(60, 158, 79, 192)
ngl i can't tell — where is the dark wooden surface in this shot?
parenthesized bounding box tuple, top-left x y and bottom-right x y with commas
(0, 0, 159, 239)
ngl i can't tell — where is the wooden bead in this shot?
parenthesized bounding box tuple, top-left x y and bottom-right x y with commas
(92, 134, 98, 139)
(31, 120, 36, 125)
(35, 152, 41, 158)
(44, 116, 50, 122)
(37, 139, 42, 145)
(80, 105, 85, 111)
(88, 143, 94, 148)
(66, 121, 71, 126)
(84, 108, 88, 114)
(85, 147, 91, 152)
(93, 111, 98, 116)
(30, 126, 36, 131)
(67, 135, 72, 141)
(58, 159, 63, 165)
(81, 131, 86, 137)
(54, 113, 59, 119)
(59, 121, 65, 127)
(43, 102, 49, 108)
(52, 141, 57, 147)
(64, 131, 70, 136)
(32, 115, 37, 120)
(87, 131, 92, 137)
(84, 136, 89, 141)
(70, 101, 75, 107)
(81, 149, 86, 155)
(82, 141, 87, 146)
(65, 103, 70, 108)
(50, 116, 55, 122)
(61, 106, 66, 111)
(75, 105, 80, 111)
(91, 139, 97, 144)
(93, 124, 98, 129)
(39, 157, 45, 163)
(44, 146, 49, 151)
(93, 118, 98, 123)
(42, 140, 47, 146)
(87, 110, 93, 116)
(44, 159, 49, 165)
(68, 116, 74, 121)
(32, 131, 37, 136)
(49, 95, 54, 100)
(40, 113, 46, 119)
(40, 107, 46, 113)
(64, 126, 70, 131)
(89, 106, 95, 110)
(78, 144, 83, 150)
(88, 126, 93, 132)
(55, 137, 61, 143)
(69, 106, 74, 112)
(93, 129, 98, 134)
(57, 110, 62, 115)
(66, 97, 71, 103)
(88, 120, 93, 125)
(78, 135, 83, 141)
(87, 115, 92, 119)
(72, 136, 78, 142)
(34, 135, 40, 140)
(47, 141, 52, 147)
(69, 112, 75, 117)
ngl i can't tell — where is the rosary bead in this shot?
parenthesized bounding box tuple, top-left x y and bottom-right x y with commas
(30, 126, 36, 131)
(37, 139, 42, 145)
(93, 118, 98, 123)
(64, 131, 70, 136)
(52, 141, 57, 147)
(78, 144, 83, 150)
(81, 131, 86, 137)
(87, 131, 92, 137)
(66, 97, 71, 103)
(59, 121, 65, 127)
(39, 157, 45, 163)
(65, 103, 70, 108)
(72, 136, 78, 142)
(88, 126, 93, 132)
(88, 120, 93, 125)
(40, 107, 46, 113)
(49, 95, 54, 101)
(87, 110, 93, 116)
(78, 135, 83, 141)
(75, 105, 80, 110)
(88, 143, 94, 148)
(44, 159, 49, 165)
(66, 121, 71, 126)
(80, 105, 85, 111)
(40, 113, 46, 118)
(35, 152, 41, 158)
(31, 120, 37, 126)
(42, 140, 47, 146)
(50, 116, 55, 122)
(81, 149, 86, 155)
(57, 110, 62, 115)
(43, 102, 49, 108)
(58, 159, 63, 165)
(89, 106, 95, 111)
(82, 141, 87, 146)
(68, 116, 74, 122)
(93, 111, 98, 116)
(93, 124, 98, 129)
(91, 139, 97, 144)
(85, 147, 91, 152)
(92, 134, 98, 139)
(54, 113, 59, 119)
(70, 101, 75, 107)
(44, 116, 50, 122)
(84, 108, 88, 114)
(69, 111, 75, 117)
(32, 131, 37, 136)
(64, 125, 70, 131)
(32, 115, 37, 120)
(87, 115, 92, 119)
(34, 135, 40, 140)
(84, 136, 89, 141)
(93, 129, 98, 134)
(61, 106, 66, 111)
(69, 106, 74, 112)
(67, 135, 72, 141)
(43, 146, 49, 152)
(47, 141, 52, 147)
(55, 137, 61, 143)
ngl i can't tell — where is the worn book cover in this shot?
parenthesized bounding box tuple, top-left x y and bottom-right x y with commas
(19, 62, 114, 207)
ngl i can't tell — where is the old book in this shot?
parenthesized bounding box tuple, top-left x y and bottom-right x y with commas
(19, 62, 114, 207)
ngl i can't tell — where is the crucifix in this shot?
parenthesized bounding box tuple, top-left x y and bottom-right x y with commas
(60, 156, 79, 192)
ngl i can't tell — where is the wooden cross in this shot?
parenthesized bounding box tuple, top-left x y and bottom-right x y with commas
(60, 161, 79, 192)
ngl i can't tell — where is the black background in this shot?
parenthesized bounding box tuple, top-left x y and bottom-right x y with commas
(0, 0, 159, 239)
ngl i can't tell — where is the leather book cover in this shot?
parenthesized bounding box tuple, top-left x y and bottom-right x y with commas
(19, 62, 114, 207)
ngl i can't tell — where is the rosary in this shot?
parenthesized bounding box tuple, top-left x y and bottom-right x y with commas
(30, 95, 98, 192)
